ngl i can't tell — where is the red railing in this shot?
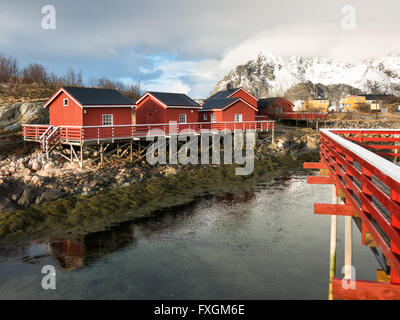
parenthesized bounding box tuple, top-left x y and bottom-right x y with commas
(275, 112, 328, 121)
(330, 129, 400, 160)
(22, 124, 51, 140)
(309, 128, 400, 299)
(22, 120, 275, 142)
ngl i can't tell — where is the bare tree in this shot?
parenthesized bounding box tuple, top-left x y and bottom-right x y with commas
(0, 54, 19, 82)
(64, 68, 83, 86)
(22, 63, 48, 84)
(88, 76, 141, 100)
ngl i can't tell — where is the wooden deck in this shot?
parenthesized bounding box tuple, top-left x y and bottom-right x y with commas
(22, 120, 276, 146)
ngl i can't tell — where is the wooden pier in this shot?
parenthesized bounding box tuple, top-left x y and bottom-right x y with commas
(304, 128, 400, 300)
(22, 120, 275, 167)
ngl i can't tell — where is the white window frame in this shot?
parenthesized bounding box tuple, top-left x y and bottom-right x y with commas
(234, 114, 243, 122)
(63, 98, 69, 106)
(211, 114, 216, 123)
(179, 114, 187, 123)
(102, 114, 113, 126)
(203, 114, 207, 121)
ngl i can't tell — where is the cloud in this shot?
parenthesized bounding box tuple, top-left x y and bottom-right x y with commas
(2, 1, 400, 97)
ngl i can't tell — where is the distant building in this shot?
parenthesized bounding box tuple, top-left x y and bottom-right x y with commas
(257, 97, 294, 119)
(370, 102, 382, 111)
(302, 99, 330, 112)
(339, 95, 366, 112)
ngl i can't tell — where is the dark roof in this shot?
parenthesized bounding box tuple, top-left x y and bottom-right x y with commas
(363, 94, 398, 101)
(258, 97, 280, 108)
(202, 98, 239, 110)
(258, 97, 293, 108)
(147, 91, 200, 107)
(63, 87, 134, 105)
(206, 88, 240, 101)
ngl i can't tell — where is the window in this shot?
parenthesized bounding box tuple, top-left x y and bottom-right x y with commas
(276, 107, 282, 114)
(179, 114, 187, 123)
(203, 114, 207, 121)
(63, 98, 68, 106)
(102, 114, 113, 126)
(211, 114, 216, 123)
(234, 114, 243, 122)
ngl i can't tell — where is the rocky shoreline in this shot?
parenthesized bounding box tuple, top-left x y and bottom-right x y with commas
(0, 126, 321, 239)
(0, 118, 398, 241)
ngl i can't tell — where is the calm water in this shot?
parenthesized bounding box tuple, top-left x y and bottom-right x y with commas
(0, 169, 378, 299)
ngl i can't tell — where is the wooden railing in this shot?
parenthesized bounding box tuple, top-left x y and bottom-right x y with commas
(306, 128, 400, 299)
(22, 120, 275, 142)
(330, 129, 400, 160)
(276, 112, 328, 121)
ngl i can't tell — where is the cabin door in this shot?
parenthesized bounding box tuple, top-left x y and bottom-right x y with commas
(146, 112, 154, 124)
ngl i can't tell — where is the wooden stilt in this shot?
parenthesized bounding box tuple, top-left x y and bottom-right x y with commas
(130, 140, 133, 162)
(329, 185, 338, 300)
(80, 143, 83, 169)
(271, 127, 275, 143)
(344, 201, 353, 279)
(100, 144, 104, 166)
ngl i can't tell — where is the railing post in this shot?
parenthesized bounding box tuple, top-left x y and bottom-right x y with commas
(391, 188, 400, 284)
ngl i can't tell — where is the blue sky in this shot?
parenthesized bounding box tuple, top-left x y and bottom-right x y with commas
(1, 0, 400, 98)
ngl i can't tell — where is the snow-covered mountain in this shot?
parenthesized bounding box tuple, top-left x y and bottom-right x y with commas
(212, 52, 400, 100)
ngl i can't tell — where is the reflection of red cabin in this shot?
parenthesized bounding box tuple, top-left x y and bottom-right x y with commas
(135, 92, 201, 124)
(257, 97, 294, 119)
(43, 87, 135, 127)
(200, 87, 258, 123)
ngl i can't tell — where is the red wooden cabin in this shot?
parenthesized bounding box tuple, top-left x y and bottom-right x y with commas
(44, 86, 135, 127)
(199, 98, 258, 129)
(206, 87, 258, 108)
(257, 97, 294, 119)
(135, 91, 201, 128)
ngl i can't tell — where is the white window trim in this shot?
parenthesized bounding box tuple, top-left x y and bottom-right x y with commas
(63, 98, 69, 106)
(203, 114, 207, 121)
(211, 114, 216, 123)
(234, 114, 243, 122)
(102, 114, 113, 126)
(179, 114, 187, 123)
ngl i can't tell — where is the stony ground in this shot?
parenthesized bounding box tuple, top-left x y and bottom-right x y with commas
(0, 126, 321, 213)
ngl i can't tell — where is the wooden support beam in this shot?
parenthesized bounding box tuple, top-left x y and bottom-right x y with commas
(314, 203, 355, 216)
(332, 278, 400, 300)
(320, 168, 330, 176)
(377, 269, 391, 283)
(365, 232, 377, 247)
(307, 176, 334, 184)
(303, 162, 327, 169)
(336, 188, 346, 198)
(329, 186, 338, 300)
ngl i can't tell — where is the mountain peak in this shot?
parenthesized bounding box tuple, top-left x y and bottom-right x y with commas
(212, 53, 400, 101)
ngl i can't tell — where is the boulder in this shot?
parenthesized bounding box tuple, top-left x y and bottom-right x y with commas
(30, 175, 42, 187)
(0, 197, 16, 212)
(35, 189, 63, 205)
(43, 161, 55, 171)
(18, 186, 36, 206)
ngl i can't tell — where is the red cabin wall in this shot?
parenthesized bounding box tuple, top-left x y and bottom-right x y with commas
(230, 89, 258, 108)
(221, 101, 256, 122)
(49, 92, 83, 126)
(258, 98, 294, 116)
(166, 108, 198, 123)
(199, 101, 256, 123)
(136, 95, 199, 124)
(135, 96, 167, 125)
(83, 107, 132, 126)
